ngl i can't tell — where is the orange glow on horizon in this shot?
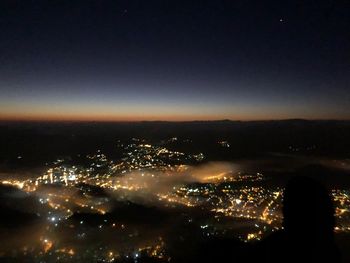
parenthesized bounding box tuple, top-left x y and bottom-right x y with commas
(0, 112, 235, 122)
(0, 112, 347, 122)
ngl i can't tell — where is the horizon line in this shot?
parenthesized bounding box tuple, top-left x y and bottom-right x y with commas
(0, 118, 349, 123)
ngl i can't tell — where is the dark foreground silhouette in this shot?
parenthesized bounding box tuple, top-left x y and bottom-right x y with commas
(259, 176, 340, 263)
(193, 176, 341, 263)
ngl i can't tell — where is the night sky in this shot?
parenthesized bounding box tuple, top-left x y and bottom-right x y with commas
(1, 0, 349, 121)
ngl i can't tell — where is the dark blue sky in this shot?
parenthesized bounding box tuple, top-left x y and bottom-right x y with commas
(1, 0, 349, 121)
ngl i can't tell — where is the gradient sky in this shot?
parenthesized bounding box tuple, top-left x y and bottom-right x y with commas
(0, 0, 349, 121)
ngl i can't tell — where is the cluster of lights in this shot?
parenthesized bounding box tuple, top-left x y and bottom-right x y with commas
(1, 138, 350, 259)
